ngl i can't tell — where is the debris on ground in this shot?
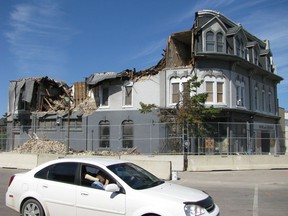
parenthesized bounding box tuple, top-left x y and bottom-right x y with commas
(14, 138, 140, 155)
(14, 139, 67, 154)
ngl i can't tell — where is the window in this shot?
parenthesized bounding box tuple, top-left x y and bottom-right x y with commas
(217, 82, 223, 103)
(236, 37, 241, 56)
(38, 119, 56, 129)
(101, 86, 109, 106)
(204, 76, 225, 104)
(248, 48, 253, 63)
(254, 84, 259, 110)
(172, 83, 180, 103)
(170, 76, 190, 105)
(124, 86, 132, 106)
(206, 82, 213, 102)
(182, 82, 191, 103)
(35, 162, 78, 184)
(99, 120, 110, 148)
(262, 87, 265, 111)
(254, 48, 259, 65)
(240, 39, 245, 58)
(266, 56, 272, 72)
(122, 120, 133, 148)
(268, 90, 272, 112)
(205, 30, 225, 53)
(216, 32, 224, 52)
(206, 31, 215, 52)
(236, 78, 245, 107)
(62, 118, 82, 129)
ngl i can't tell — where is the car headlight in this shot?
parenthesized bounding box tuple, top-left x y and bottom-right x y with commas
(184, 204, 206, 216)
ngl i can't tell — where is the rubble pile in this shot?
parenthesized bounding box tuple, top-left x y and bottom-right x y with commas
(74, 147, 140, 156)
(14, 138, 140, 155)
(15, 139, 67, 154)
(74, 98, 97, 116)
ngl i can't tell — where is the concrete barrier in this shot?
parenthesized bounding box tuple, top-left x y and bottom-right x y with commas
(128, 160, 171, 180)
(2, 153, 288, 178)
(0, 153, 172, 180)
(120, 154, 184, 171)
(0, 152, 38, 169)
(187, 155, 288, 171)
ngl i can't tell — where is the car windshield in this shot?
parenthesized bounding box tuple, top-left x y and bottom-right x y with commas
(108, 163, 164, 190)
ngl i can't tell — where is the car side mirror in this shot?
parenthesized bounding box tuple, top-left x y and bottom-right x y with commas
(105, 184, 120, 192)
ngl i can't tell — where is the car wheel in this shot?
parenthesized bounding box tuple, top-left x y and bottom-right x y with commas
(21, 199, 45, 216)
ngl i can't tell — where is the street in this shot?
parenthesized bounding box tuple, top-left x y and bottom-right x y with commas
(1, 168, 288, 216)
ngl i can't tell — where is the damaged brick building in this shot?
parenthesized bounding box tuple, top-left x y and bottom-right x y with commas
(6, 10, 284, 154)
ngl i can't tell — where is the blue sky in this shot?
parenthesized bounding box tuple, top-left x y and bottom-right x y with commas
(0, 0, 287, 116)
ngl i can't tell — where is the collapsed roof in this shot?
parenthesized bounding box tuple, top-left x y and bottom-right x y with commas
(9, 77, 71, 117)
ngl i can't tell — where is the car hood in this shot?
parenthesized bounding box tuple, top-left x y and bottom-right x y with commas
(143, 182, 208, 202)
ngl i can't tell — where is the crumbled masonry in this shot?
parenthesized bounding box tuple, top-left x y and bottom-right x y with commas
(14, 138, 140, 155)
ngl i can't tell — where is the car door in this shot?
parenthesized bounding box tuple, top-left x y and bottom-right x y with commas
(35, 162, 77, 216)
(76, 164, 126, 216)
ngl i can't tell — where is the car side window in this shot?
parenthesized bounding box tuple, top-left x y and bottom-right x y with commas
(35, 162, 78, 184)
(80, 164, 115, 189)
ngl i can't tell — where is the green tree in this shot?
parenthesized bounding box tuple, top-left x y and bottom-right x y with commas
(2, 113, 7, 125)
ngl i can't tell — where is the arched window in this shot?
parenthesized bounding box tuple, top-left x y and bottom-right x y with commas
(216, 32, 224, 52)
(122, 120, 133, 148)
(206, 31, 215, 51)
(99, 120, 110, 148)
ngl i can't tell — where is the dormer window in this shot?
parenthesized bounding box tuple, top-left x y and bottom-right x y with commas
(267, 56, 271, 72)
(206, 31, 215, 51)
(235, 37, 245, 58)
(254, 48, 259, 66)
(216, 32, 224, 52)
(205, 30, 225, 53)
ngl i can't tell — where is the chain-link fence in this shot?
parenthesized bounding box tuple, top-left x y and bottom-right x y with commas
(1, 122, 287, 155)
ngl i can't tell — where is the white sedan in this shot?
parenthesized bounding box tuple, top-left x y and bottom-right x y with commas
(6, 157, 219, 216)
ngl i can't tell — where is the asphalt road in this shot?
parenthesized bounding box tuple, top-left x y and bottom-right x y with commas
(1, 168, 288, 216)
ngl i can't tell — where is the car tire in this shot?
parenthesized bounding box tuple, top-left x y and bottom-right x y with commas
(21, 199, 45, 216)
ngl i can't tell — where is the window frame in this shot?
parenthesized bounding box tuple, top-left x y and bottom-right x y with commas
(254, 84, 259, 111)
(204, 76, 226, 105)
(122, 120, 133, 149)
(35, 162, 78, 185)
(100, 85, 109, 107)
(99, 120, 110, 148)
(170, 77, 190, 105)
(206, 31, 215, 52)
(216, 32, 224, 52)
(122, 82, 133, 107)
(236, 78, 245, 107)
